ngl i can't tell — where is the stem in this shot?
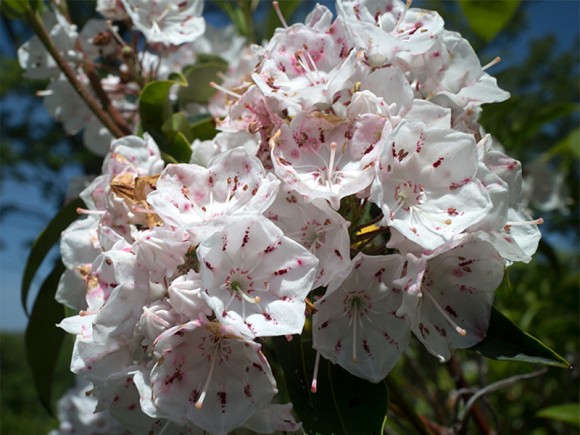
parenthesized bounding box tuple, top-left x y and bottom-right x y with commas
(446, 355, 491, 434)
(385, 377, 434, 435)
(80, 49, 132, 135)
(24, 5, 126, 138)
(455, 368, 548, 432)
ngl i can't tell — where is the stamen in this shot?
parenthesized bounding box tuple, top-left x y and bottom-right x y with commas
(327, 142, 338, 185)
(272, 1, 289, 29)
(352, 302, 358, 362)
(240, 291, 261, 304)
(311, 351, 321, 393)
(505, 217, 544, 227)
(130, 205, 156, 214)
(395, 0, 413, 28)
(482, 56, 501, 71)
(76, 208, 105, 216)
(195, 344, 219, 409)
(210, 81, 241, 99)
(423, 290, 467, 336)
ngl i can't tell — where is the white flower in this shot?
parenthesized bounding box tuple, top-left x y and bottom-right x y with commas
(121, 0, 205, 45)
(197, 214, 318, 337)
(371, 119, 492, 249)
(145, 320, 278, 434)
(396, 237, 505, 362)
(313, 253, 409, 382)
(148, 147, 279, 243)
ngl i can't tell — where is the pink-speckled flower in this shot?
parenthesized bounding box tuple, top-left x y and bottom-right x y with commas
(313, 253, 409, 382)
(145, 320, 277, 434)
(197, 214, 318, 338)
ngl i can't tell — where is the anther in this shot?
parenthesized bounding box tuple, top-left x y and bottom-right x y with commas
(311, 351, 321, 393)
(423, 290, 467, 336)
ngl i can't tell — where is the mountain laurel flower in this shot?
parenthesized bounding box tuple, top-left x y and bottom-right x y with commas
(50, 0, 547, 433)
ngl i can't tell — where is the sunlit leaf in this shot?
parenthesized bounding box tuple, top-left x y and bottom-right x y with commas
(25, 260, 67, 416)
(272, 332, 389, 434)
(458, 0, 520, 42)
(139, 76, 192, 163)
(162, 112, 195, 142)
(177, 61, 228, 108)
(139, 81, 175, 137)
(545, 127, 580, 160)
(190, 115, 218, 141)
(537, 403, 580, 427)
(21, 197, 84, 316)
(471, 307, 571, 368)
(1, 0, 30, 18)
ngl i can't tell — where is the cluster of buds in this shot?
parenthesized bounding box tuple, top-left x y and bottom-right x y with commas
(24, 0, 544, 434)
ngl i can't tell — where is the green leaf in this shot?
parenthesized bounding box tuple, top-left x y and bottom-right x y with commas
(21, 197, 84, 316)
(139, 80, 176, 137)
(458, 0, 520, 42)
(162, 112, 195, 142)
(190, 115, 218, 141)
(177, 61, 228, 108)
(471, 307, 571, 368)
(1, 0, 30, 18)
(272, 332, 389, 434)
(537, 403, 580, 427)
(25, 260, 67, 416)
(480, 99, 579, 151)
(545, 127, 580, 160)
(139, 77, 193, 163)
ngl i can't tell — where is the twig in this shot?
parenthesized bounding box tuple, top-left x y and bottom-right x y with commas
(24, 4, 126, 138)
(446, 355, 491, 434)
(385, 377, 434, 435)
(453, 367, 548, 433)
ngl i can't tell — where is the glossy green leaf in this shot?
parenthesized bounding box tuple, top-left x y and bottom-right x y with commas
(139, 80, 175, 136)
(139, 77, 192, 163)
(162, 112, 195, 142)
(21, 197, 84, 316)
(190, 115, 218, 141)
(458, 0, 520, 42)
(537, 403, 580, 427)
(471, 307, 571, 368)
(25, 260, 67, 416)
(272, 332, 389, 434)
(177, 61, 228, 108)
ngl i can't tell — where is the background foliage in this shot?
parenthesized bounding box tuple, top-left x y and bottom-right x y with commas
(1, 1, 578, 434)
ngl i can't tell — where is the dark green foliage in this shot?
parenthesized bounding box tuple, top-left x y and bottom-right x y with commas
(1, 332, 72, 434)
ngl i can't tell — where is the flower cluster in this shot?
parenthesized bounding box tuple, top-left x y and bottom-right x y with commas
(32, 0, 544, 433)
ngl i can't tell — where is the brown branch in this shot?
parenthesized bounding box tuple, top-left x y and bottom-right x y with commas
(80, 47, 132, 135)
(446, 355, 491, 434)
(24, 5, 126, 138)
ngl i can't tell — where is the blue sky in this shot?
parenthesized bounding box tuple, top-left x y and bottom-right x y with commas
(1, 0, 578, 331)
